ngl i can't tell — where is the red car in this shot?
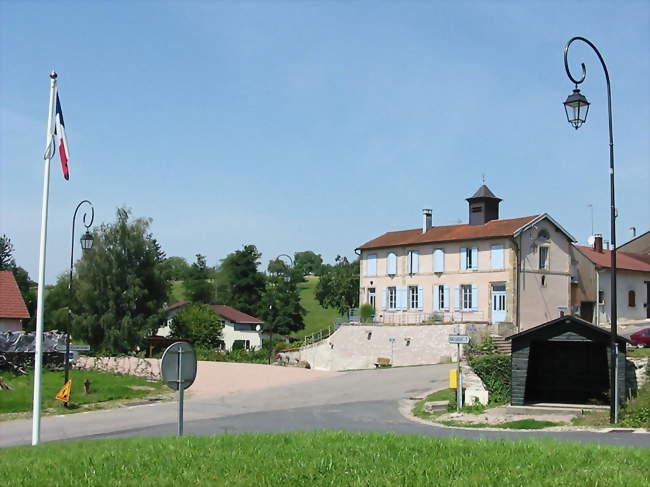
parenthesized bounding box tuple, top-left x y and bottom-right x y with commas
(630, 328, 650, 347)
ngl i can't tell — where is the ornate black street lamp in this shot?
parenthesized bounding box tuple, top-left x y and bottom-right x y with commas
(564, 36, 619, 423)
(65, 200, 94, 402)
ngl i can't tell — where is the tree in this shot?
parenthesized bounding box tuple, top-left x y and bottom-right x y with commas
(160, 256, 190, 281)
(73, 208, 169, 353)
(0, 234, 37, 330)
(170, 303, 223, 348)
(218, 245, 266, 317)
(293, 250, 323, 276)
(315, 256, 360, 316)
(43, 274, 72, 332)
(260, 263, 305, 336)
(184, 254, 216, 303)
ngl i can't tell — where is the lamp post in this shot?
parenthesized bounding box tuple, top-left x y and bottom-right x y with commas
(563, 36, 619, 423)
(65, 200, 94, 401)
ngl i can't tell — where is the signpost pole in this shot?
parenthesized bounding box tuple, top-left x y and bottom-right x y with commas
(456, 343, 461, 413)
(177, 346, 184, 436)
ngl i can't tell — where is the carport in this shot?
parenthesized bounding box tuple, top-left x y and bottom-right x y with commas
(508, 316, 630, 406)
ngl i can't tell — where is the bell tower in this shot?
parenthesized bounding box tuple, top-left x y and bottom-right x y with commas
(466, 185, 502, 225)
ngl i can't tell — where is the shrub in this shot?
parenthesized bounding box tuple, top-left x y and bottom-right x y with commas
(466, 333, 496, 358)
(468, 354, 511, 405)
(359, 304, 375, 323)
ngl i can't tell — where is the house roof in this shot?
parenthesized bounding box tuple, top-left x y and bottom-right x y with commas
(0, 271, 30, 319)
(357, 215, 540, 250)
(575, 246, 650, 273)
(211, 305, 263, 324)
(506, 315, 632, 344)
(163, 301, 263, 324)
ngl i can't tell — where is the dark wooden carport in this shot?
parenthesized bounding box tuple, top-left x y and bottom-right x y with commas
(507, 316, 630, 406)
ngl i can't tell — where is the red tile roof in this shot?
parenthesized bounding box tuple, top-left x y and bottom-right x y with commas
(211, 305, 263, 324)
(163, 301, 263, 324)
(0, 271, 30, 319)
(575, 246, 650, 272)
(357, 215, 540, 250)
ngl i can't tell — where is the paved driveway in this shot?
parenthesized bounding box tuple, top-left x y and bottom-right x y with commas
(2, 362, 649, 448)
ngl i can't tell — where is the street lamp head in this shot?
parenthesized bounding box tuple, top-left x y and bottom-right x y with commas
(80, 230, 94, 251)
(564, 87, 590, 129)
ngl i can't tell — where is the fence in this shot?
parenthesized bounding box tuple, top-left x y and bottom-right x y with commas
(372, 310, 486, 325)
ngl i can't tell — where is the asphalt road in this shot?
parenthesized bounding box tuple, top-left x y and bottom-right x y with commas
(2, 363, 649, 448)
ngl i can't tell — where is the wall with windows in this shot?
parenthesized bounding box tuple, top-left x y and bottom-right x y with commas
(593, 269, 650, 324)
(359, 238, 514, 323)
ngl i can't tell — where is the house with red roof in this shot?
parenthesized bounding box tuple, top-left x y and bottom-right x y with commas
(0, 271, 30, 332)
(572, 234, 650, 325)
(158, 301, 265, 351)
(356, 185, 576, 331)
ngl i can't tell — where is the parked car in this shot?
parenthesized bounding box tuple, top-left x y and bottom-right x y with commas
(630, 328, 650, 347)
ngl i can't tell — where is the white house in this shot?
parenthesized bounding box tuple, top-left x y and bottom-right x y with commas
(158, 301, 264, 351)
(0, 271, 30, 333)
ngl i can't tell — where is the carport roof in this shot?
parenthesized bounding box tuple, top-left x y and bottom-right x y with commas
(506, 315, 632, 344)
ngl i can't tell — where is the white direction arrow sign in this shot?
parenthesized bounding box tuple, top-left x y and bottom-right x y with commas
(448, 335, 471, 345)
(55, 344, 91, 352)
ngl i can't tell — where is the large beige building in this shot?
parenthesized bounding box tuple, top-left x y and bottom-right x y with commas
(356, 186, 576, 331)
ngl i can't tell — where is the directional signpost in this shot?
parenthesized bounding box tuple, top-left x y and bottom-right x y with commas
(55, 344, 91, 352)
(161, 341, 197, 436)
(448, 334, 471, 413)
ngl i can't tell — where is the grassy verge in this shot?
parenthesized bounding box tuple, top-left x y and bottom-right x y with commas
(2, 432, 648, 486)
(0, 370, 166, 415)
(628, 347, 650, 358)
(441, 419, 562, 429)
(413, 388, 455, 420)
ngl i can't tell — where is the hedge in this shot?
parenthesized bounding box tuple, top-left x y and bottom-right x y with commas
(468, 354, 511, 405)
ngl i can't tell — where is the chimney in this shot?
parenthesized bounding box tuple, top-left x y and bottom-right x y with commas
(422, 209, 432, 233)
(593, 234, 603, 253)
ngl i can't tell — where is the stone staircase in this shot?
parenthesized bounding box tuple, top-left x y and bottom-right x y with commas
(490, 334, 511, 355)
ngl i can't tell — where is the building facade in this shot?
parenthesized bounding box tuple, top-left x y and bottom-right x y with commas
(0, 271, 30, 333)
(356, 186, 576, 331)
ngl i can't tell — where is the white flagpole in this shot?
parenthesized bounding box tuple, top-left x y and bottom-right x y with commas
(32, 71, 57, 446)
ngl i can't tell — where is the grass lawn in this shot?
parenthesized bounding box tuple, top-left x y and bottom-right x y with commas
(2, 432, 648, 486)
(293, 276, 343, 339)
(0, 370, 167, 415)
(413, 388, 455, 420)
(628, 347, 650, 358)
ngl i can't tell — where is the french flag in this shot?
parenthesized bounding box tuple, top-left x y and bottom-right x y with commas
(54, 93, 70, 180)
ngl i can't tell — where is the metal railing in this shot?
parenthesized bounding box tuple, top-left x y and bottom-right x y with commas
(371, 310, 486, 325)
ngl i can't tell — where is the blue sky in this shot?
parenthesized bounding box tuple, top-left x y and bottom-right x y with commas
(1, 1, 648, 284)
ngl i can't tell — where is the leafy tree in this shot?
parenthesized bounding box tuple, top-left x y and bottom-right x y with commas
(293, 250, 323, 276)
(218, 245, 266, 316)
(160, 256, 190, 281)
(73, 208, 169, 353)
(315, 256, 360, 316)
(0, 234, 37, 330)
(184, 254, 215, 303)
(260, 263, 305, 336)
(43, 274, 73, 332)
(170, 303, 223, 348)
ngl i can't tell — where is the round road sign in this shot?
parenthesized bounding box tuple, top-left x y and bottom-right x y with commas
(161, 341, 197, 391)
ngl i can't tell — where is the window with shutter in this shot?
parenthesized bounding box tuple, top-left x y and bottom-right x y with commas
(408, 251, 419, 274)
(443, 286, 450, 311)
(491, 245, 504, 270)
(367, 254, 377, 276)
(433, 285, 440, 311)
(460, 248, 467, 270)
(387, 252, 397, 275)
(433, 249, 444, 272)
(471, 247, 479, 270)
(454, 286, 461, 311)
(417, 286, 424, 310)
(471, 285, 479, 311)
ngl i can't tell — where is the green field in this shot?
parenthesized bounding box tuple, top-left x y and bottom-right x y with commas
(293, 276, 343, 339)
(0, 370, 166, 415)
(2, 432, 648, 486)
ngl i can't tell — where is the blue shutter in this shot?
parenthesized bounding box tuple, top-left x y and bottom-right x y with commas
(417, 285, 424, 310)
(471, 247, 479, 270)
(491, 245, 504, 270)
(443, 286, 450, 311)
(454, 286, 461, 311)
(367, 254, 377, 276)
(471, 285, 479, 311)
(412, 251, 419, 274)
(398, 287, 407, 310)
(433, 285, 440, 311)
(387, 253, 397, 275)
(381, 288, 387, 310)
(434, 249, 444, 272)
(460, 248, 467, 270)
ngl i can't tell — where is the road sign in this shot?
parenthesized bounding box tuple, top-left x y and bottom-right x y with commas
(388, 338, 396, 343)
(161, 342, 197, 437)
(55, 380, 71, 402)
(55, 344, 91, 352)
(448, 335, 471, 345)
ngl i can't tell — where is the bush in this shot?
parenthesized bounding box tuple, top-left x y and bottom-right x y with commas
(468, 354, 511, 405)
(466, 333, 496, 358)
(359, 304, 375, 323)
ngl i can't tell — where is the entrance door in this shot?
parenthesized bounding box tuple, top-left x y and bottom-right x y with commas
(491, 284, 506, 323)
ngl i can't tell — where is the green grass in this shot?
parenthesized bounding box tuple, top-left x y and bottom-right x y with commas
(293, 276, 343, 339)
(0, 370, 166, 415)
(413, 388, 455, 420)
(628, 347, 650, 358)
(440, 419, 562, 430)
(2, 432, 648, 486)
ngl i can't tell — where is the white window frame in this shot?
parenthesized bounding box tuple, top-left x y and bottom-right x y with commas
(408, 286, 419, 309)
(539, 245, 550, 270)
(388, 287, 397, 309)
(461, 284, 473, 310)
(368, 287, 376, 308)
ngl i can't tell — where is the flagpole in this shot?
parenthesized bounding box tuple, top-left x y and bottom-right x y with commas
(32, 71, 57, 446)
